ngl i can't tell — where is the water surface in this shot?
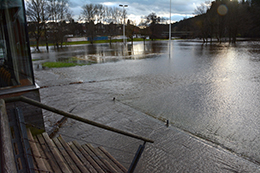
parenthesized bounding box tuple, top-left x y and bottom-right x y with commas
(33, 40, 260, 163)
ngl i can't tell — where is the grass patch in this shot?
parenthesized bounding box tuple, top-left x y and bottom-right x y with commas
(32, 59, 42, 61)
(42, 61, 86, 68)
(64, 39, 123, 45)
(65, 41, 91, 45)
(41, 56, 96, 68)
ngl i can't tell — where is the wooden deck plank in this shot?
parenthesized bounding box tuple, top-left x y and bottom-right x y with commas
(32, 156, 38, 172)
(42, 133, 71, 173)
(85, 143, 118, 173)
(34, 136, 53, 172)
(67, 142, 91, 173)
(82, 144, 111, 172)
(99, 147, 128, 173)
(72, 141, 100, 173)
(26, 128, 48, 172)
(52, 137, 81, 173)
(57, 136, 89, 173)
(36, 134, 62, 173)
(96, 147, 126, 173)
(22, 127, 127, 173)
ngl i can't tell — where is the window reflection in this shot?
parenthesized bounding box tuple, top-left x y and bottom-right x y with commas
(0, 0, 34, 89)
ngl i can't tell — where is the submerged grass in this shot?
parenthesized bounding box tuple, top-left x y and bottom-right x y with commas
(41, 56, 96, 68)
(42, 62, 80, 68)
(32, 58, 42, 61)
(42, 61, 91, 68)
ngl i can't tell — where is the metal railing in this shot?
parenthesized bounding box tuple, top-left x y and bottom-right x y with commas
(4, 96, 154, 172)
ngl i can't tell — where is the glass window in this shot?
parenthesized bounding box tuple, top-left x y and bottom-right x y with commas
(0, 0, 34, 89)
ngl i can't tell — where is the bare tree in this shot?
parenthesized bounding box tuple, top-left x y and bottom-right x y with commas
(108, 22, 116, 44)
(145, 13, 161, 40)
(81, 4, 124, 44)
(57, 0, 72, 48)
(47, 0, 71, 49)
(96, 4, 105, 23)
(26, 0, 48, 51)
(193, 1, 212, 42)
(126, 19, 137, 44)
(81, 4, 97, 22)
(145, 12, 161, 25)
(250, 0, 260, 37)
(226, 0, 240, 43)
(81, 4, 97, 44)
(106, 6, 123, 24)
(194, 1, 211, 15)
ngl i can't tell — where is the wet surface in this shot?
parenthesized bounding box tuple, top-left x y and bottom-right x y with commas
(34, 40, 260, 172)
(32, 42, 165, 70)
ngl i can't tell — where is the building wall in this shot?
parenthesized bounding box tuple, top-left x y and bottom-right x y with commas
(0, 89, 45, 130)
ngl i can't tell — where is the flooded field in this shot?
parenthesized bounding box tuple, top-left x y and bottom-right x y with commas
(33, 40, 260, 171)
(32, 41, 165, 69)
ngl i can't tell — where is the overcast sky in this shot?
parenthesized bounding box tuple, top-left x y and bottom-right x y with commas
(69, 0, 210, 24)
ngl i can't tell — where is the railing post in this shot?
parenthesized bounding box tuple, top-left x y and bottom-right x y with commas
(15, 108, 35, 173)
(128, 141, 146, 173)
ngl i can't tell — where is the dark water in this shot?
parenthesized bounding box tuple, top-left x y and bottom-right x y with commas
(33, 40, 260, 164)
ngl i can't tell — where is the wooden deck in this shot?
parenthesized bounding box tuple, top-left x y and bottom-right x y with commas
(27, 129, 127, 173)
(1, 97, 151, 172)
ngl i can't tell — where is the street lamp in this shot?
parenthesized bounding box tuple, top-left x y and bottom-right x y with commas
(169, 0, 171, 57)
(169, 0, 171, 42)
(119, 4, 128, 45)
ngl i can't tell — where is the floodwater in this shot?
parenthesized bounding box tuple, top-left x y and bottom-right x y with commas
(33, 40, 260, 170)
(32, 41, 166, 68)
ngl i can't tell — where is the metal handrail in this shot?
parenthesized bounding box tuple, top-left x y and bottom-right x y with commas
(4, 96, 154, 143)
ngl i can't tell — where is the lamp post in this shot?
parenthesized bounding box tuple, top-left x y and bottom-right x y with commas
(119, 4, 128, 45)
(169, 0, 171, 57)
(169, 0, 171, 42)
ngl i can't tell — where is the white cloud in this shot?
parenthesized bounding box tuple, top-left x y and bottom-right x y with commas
(101, 2, 116, 6)
(70, 0, 207, 23)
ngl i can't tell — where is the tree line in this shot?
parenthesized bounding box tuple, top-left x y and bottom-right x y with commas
(26, 0, 129, 51)
(26, 0, 260, 51)
(26, 0, 71, 51)
(176, 0, 260, 43)
(26, 0, 174, 52)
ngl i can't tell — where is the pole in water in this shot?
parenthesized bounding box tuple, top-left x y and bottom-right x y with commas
(166, 120, 169, 127)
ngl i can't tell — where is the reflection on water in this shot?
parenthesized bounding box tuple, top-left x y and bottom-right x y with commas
(32, 42, 167, 68)
(34, 40, 260, 163)
(117, 40, 260, 163)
